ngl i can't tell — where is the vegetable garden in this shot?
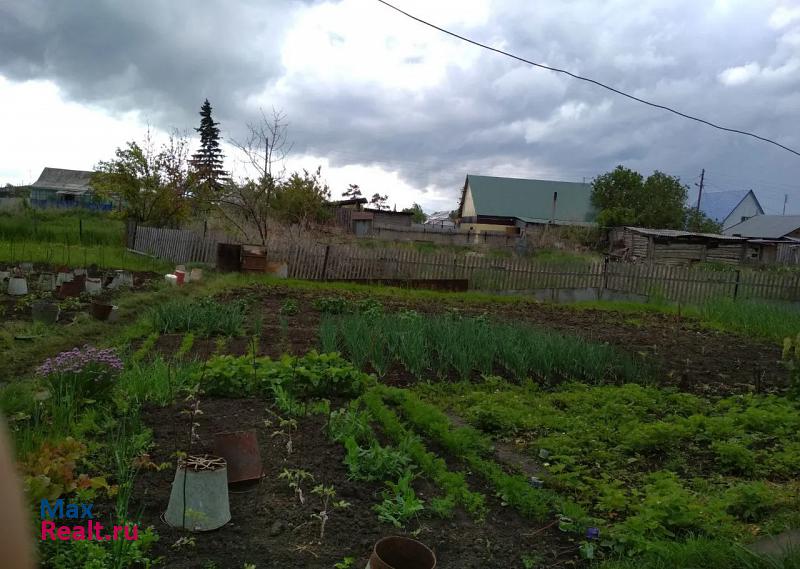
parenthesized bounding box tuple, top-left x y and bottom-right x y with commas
(2, 272, 800, 568)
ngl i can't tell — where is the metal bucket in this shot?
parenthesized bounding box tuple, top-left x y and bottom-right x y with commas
(7, 277, 28, 296)
(367, 536, 437, 569)
(212, 430, 263, 484)
(32, 301, 60, 324)
(85, 277, 103, 295)
(38, 273, 57, 291)
(90, 301, 114, 321)
(164, 455, 231, 531)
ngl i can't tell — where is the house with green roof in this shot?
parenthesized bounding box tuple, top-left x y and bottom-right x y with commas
(457, 174, 596, 233)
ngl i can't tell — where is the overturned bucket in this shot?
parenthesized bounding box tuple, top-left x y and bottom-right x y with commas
(368, 536, 437, 569)
(213, 430, 263, 484)
(164, 454, 231, 531)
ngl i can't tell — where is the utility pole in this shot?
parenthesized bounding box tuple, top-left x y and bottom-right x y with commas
(694, 169, 705, 211)
(783, 193, 788, 215)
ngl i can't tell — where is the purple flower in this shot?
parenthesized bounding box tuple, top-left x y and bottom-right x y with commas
(586, 527, 600, 540)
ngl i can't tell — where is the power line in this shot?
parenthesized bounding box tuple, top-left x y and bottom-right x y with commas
(375, 0, 800, 159)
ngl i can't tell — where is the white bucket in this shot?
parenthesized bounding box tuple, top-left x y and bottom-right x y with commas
(164, 274, 178, 286)
(7, 277, 28, 296)
(85, 277, 103, 295)
(56, 272, 73, 286)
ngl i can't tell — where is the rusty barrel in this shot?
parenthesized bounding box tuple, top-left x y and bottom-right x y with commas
(212, 430, 263, 484)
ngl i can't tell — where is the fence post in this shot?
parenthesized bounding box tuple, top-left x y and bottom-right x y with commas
(732, 269, 741, 300)
(601, 257, 609, 292)
(321, 244, 331, 281)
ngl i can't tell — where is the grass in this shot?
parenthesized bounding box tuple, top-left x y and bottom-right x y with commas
(0, 209, 124, 246)
(326, 310, 648, 384)
(0, 239, 169, 272)
(573, 296, 800, 343)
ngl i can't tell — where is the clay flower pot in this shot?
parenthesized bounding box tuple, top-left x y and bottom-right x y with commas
(164, 455, 231, 531)
(368, 536, 436, 569)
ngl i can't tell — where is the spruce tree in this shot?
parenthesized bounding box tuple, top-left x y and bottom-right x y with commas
(191, 99, 226, 192)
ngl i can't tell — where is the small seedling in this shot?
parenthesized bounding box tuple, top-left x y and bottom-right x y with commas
(279, 468, 314, 504)
(310, 484, 350, 541)
(280, 298, 299, 316)
(334, 557, 355, 569)
(171, 536, 196, 550)
(272, 417, 298, 456)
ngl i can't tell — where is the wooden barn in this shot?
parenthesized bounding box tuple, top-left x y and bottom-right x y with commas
(609, 226, 760, 266)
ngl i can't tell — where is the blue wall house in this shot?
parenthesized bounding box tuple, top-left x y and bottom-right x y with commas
(29, 167, 115, 210)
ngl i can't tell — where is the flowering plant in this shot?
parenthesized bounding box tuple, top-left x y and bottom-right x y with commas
(36, 345, 123, 401)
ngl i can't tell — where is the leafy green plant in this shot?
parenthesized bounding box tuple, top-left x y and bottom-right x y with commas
(280, 298, 299, 316)
(374, 470, 424, 528)
(342, 437, 411, 482)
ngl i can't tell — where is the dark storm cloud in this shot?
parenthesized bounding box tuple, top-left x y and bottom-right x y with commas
(2, 0, 799, 210)
(0, 0, 309, 126)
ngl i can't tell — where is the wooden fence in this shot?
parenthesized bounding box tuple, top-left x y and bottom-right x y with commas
(128, 225, 800, 304)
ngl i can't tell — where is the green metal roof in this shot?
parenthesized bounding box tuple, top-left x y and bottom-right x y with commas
(465, 174, 595, 223)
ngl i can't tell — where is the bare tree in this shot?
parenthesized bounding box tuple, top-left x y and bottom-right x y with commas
(230, 108, 293, 185)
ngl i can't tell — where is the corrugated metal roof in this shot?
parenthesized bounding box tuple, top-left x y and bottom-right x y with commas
(31, 167, 95, 194)
(698, 190, 754, 223)
(424, 211, 455, 225)
(465, 174, 595, 223)
(626, 226, 746, 241)
(724, 215, 800, 239)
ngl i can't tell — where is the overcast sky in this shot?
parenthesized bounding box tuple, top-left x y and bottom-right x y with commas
(2, 0, 799, 214)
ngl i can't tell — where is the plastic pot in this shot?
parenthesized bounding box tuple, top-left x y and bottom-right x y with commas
(7, 277, 28, 296)
(164, 455, 231, 531)
(0, 270, 10, 283)
(213, 430, 263, 484)
(367, 537, 436, 569)
(189, 268, 203, 283)
(32, 301, 60, 324)
(85, 277, 103, 295)
(164, 274, 178, 286)
(38, 273, 57, 292)
(90, 301, 114, 321)
(174, 270, 186, 286)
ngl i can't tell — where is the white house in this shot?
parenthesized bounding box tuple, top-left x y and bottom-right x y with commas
(698, 190, 763, 231)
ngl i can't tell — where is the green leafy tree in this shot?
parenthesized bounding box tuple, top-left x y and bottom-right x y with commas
(93, 129, 191, 226)
(190, 99, 227, 194)
(271, 167, 332, 227)
(402, 203, 427, 224)
(591, 166, 688, 229)
(685, 208, 723, 233)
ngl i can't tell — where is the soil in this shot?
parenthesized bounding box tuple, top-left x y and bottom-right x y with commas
(136, 398, 578, 569)
(148, 285, 787, 396)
